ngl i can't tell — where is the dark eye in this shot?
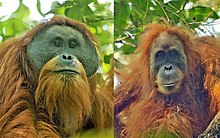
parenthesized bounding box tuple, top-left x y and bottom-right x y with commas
(70, 40, 78, 48)
(170, 49, 178, 56)
(155, 51, 164, 59)
(54, 39, 61, 47)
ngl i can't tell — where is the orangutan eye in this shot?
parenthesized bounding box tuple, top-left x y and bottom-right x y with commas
(169, 49, 179, 57)
(54, 39, 61, 47)
(155, 50, 165, 59)
(69, 40, 79, 48)
(70, 41, 76, 48)
(170, 49, 177, 55)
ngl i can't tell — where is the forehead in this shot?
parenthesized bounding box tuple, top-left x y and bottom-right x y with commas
(152, 32, 184, 50)
(45, 25, 84, 38)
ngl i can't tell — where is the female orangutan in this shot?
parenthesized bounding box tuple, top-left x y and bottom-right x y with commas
(114, 24, 220, 138)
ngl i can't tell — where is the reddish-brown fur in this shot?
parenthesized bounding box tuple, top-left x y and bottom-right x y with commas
(0, 16, 113, 137)
(114, 24, 220, 138)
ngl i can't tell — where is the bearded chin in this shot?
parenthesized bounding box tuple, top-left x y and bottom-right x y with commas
(35, 73, 92, 136)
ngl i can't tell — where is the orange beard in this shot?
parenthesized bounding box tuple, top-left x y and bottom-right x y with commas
(35, 57, 92, 136)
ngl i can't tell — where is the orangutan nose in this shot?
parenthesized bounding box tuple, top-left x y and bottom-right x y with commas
(60, 54, 77, 65)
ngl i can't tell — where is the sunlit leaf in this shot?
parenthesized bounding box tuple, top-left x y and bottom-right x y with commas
(48, 1, 65, 15)
(37, 0, 45, 17)
(2, 19, 30, 38)
(11, 0, 30, 19)
(189, 6, 219, 22)
(122, 45, 136, 54)
(115, 1, 130, 28)
(104, 54, 113, 64)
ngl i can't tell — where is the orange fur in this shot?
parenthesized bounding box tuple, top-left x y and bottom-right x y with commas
(193, 36, 220, 111)
(0, 16, 113, 137)
(35, 56, 92, 136)
(114, 24, 218, 137)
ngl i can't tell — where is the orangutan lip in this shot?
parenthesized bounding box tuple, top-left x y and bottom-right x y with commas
(55, 69, 79, 74)
(163, 83, 175, 87)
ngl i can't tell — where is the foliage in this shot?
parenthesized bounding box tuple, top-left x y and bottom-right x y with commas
(114, 0, 220, 68)
(0, 0, 113, 73)
(0, 0, 31, 41)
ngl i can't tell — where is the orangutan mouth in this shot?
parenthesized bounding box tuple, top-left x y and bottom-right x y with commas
(163, 83, 175, 87)
(54, 69, 79, 75)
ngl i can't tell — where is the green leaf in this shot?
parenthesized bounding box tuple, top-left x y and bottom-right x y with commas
(2, 19, 29, 38)
(122, 45, 136, 54)
(104, 54, 113, 64)
(102, 62, 111, 74)
(114, 1, 130, 29)
(51, 1, 60, 9)
(65, 5, 93, 21)
(48, 1, 65, 15)
(189, 0, 197, 2)
(37, 0, 45, 17)
(210, 11, 219, 20)
(152, 2, 166, 17)
(84, 5, 93, 16)
(72, 0, 93, 5)
(65, 6, 83, 21)
(165, 0, 185, 12)
(130, 0, 148, 11)
(59, 1, 74, 7)
(0, 22, 3, 35)
(96, 30, 111, 46)
(189, 6, 219, 22)
(11, 0, 30, 19)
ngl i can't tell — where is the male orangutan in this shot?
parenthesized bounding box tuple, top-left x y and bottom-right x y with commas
(114, 24, 220, 138)
(0, 16, 113, 137)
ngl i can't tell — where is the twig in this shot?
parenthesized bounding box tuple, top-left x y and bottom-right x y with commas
(115, 40, 137, 47)
(176, 1, 187, 14)
(194, 20, 220, 26)
(115, 33, 139, 43)
(197, 25, 214, 37)
(132, 7, 144, 24)
(161, 3, 196, 33)
(155, 0, 170, 22)
(142, 0, 149, 21)
(123, 42, 137, 47)
(202, 5, 218, 23)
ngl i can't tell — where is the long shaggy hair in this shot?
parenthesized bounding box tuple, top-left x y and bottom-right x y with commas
(114, 24, 219, 138)
(35, 56, 91, 136)
(0, 16, 113, 137)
